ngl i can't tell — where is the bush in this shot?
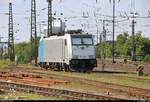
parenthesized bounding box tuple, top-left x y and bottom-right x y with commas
(15, 42, 32, 64)
(136, 56, 144, 61)
(144, 55, 150, 62)
(0, 60, 14, 68)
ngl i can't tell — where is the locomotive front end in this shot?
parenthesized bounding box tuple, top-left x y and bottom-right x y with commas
(70, 34, 97, 72)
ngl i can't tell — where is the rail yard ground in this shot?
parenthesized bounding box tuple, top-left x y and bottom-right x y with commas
(0, 59, 150, 100)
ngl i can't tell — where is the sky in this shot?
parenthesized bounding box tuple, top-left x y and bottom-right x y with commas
(0, 0, 150, 44)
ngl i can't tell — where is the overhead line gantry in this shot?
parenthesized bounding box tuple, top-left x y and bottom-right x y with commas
(47, 0, 53, 37)
(8, 2, 15, 61)
(31, 0, 38, 66)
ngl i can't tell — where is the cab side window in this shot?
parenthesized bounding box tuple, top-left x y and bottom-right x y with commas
(65, 39, 67, 46)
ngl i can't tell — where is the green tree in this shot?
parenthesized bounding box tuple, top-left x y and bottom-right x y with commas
(96, 32, 150, 62)
(116, 32, 130, 58)
(141, 38, 150, 55)
(15, 42, 32, 64)
(144, 55, 150, 62)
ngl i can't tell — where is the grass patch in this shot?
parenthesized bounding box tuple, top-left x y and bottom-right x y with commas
(0, 60, 15, 69)
(115, 73, 150, 80)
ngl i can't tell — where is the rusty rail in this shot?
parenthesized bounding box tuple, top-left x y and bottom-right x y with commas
(0, 80, 122, 100)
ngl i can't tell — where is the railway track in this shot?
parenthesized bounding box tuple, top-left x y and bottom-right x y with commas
(8, 65, 150, 83)
(0, 80, 122, 100)
(5, 65, 150, 84)
(80, 79, 150, 100)
(93, 71, 150, 83)
(4, 65, 150, 100)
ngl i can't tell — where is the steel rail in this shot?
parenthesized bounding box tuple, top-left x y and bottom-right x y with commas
(0, 80, 122, 100)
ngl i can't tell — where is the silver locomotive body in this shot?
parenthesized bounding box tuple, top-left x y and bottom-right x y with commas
(38, 34, 97, 72)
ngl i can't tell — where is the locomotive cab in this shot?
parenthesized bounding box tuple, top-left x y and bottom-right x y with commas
(69, 35, 97, 72)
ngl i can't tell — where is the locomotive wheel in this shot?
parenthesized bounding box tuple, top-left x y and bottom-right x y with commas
(79, 69, 85, 73)
(68, 65, 74, 72)
(40, 63, 45, 68)
(65, 65, 70, 72)
(64, 67, 69, 72)
(58, 67, 61, 71)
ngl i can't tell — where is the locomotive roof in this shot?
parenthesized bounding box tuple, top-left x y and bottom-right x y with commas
(41, 34, 93, 41)
(70, 34, 93, 38)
